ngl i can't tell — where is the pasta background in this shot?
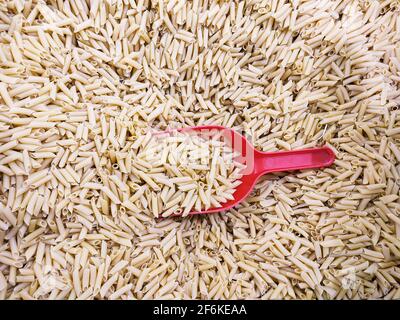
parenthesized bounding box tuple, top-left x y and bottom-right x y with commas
(0, 0, 400, 299)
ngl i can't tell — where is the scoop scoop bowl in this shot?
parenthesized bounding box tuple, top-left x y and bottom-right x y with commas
(160, 125, 335, 216)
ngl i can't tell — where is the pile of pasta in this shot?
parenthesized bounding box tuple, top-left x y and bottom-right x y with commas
(0, 0, 400, 299)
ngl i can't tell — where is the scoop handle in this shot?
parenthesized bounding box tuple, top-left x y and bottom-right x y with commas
(255, 146, 335, 174)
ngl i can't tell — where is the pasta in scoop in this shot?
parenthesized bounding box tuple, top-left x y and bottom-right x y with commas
(129, 130, 245, 217)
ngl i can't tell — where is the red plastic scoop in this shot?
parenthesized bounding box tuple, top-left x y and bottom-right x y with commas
(160, 125, 335, 216)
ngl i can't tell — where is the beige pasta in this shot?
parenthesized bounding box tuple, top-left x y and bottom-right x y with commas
(0, 0, 399, 301)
